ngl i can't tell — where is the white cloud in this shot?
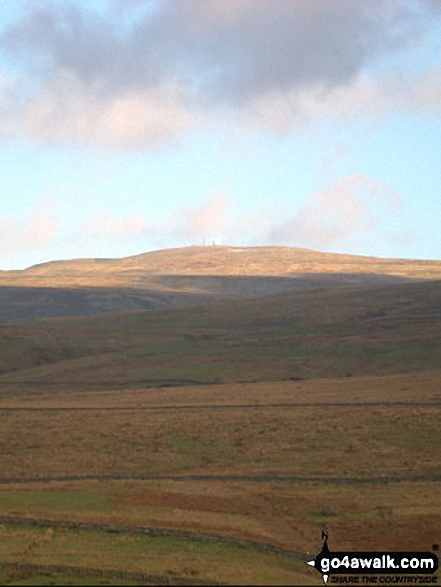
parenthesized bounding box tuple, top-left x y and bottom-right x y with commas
(78, 211, 155, 241)
(0, 205, 58, 259)
(0, 182, 412, 267)
(267, 173, 402, 248)
(169, 192, 231, 242)
(22, 72, 205, 148)
(113, 180, 406, 251)
(386, 63, 441, 114)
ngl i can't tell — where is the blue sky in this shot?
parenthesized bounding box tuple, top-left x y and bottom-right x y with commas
(0, 0, 440, 269)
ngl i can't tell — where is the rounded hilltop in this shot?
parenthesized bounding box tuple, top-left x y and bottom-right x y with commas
(0, 245, 440, 288)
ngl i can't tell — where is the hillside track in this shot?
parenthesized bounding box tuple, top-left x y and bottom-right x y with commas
(1, 401, 440, 411)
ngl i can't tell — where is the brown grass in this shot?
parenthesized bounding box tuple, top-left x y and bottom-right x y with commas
(0, 479, 439, 560)
(1, 374, 440, 481)
(2, 246, 441, 289)
(1, 370, 439, 407)
(0, 277, 440, 390)
(0, 372, 439, 584)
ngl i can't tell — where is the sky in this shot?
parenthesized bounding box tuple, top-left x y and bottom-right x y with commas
(1, 0, 441, 269)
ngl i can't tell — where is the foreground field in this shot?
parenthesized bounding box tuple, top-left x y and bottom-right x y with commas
(0, 373, 439, 584)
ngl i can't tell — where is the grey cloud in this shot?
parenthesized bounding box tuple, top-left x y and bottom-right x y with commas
(4, 0, 439, 102)
(2, 0, 440, 147)
(3, 2, 143, 96)
(134, 0, 440, 105)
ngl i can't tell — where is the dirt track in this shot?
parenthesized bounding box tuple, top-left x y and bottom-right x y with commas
(1, 474, 440, 485)
(1, 401, 440, 411)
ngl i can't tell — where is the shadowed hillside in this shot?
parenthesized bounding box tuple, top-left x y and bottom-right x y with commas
(0, 273, 411, 323)
(0, 278, 439, 391)
(0, 246, 439, 388)
(0, 285, 223, 323)
(0, 246, 439, 322)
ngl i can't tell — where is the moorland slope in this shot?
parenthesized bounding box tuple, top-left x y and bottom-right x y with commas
(0, 246, 441, 322)
(0, 277, 439, 391)
(3, 246, 441, 286)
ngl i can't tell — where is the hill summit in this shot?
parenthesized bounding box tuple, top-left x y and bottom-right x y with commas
(1, 246, 441, 288)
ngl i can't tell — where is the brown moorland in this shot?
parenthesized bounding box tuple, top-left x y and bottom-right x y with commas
(3, 246, 441, 285)
(2, 245, 441, 322)
(0, 276, 439, 390)
(0, 373, 440, 584)
(0, 246, 440, 584)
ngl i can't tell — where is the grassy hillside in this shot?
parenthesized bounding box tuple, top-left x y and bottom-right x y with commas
(0, 247, 440, 584)
(0, 279, 439, 391)
(0, 284, 225, 323)
(0, 246, 439, 322)
(2, 246, 441, 288)
(0, 274, 409, 323)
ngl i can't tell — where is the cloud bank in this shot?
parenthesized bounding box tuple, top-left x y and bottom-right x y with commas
(1, 0, 441, 147)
